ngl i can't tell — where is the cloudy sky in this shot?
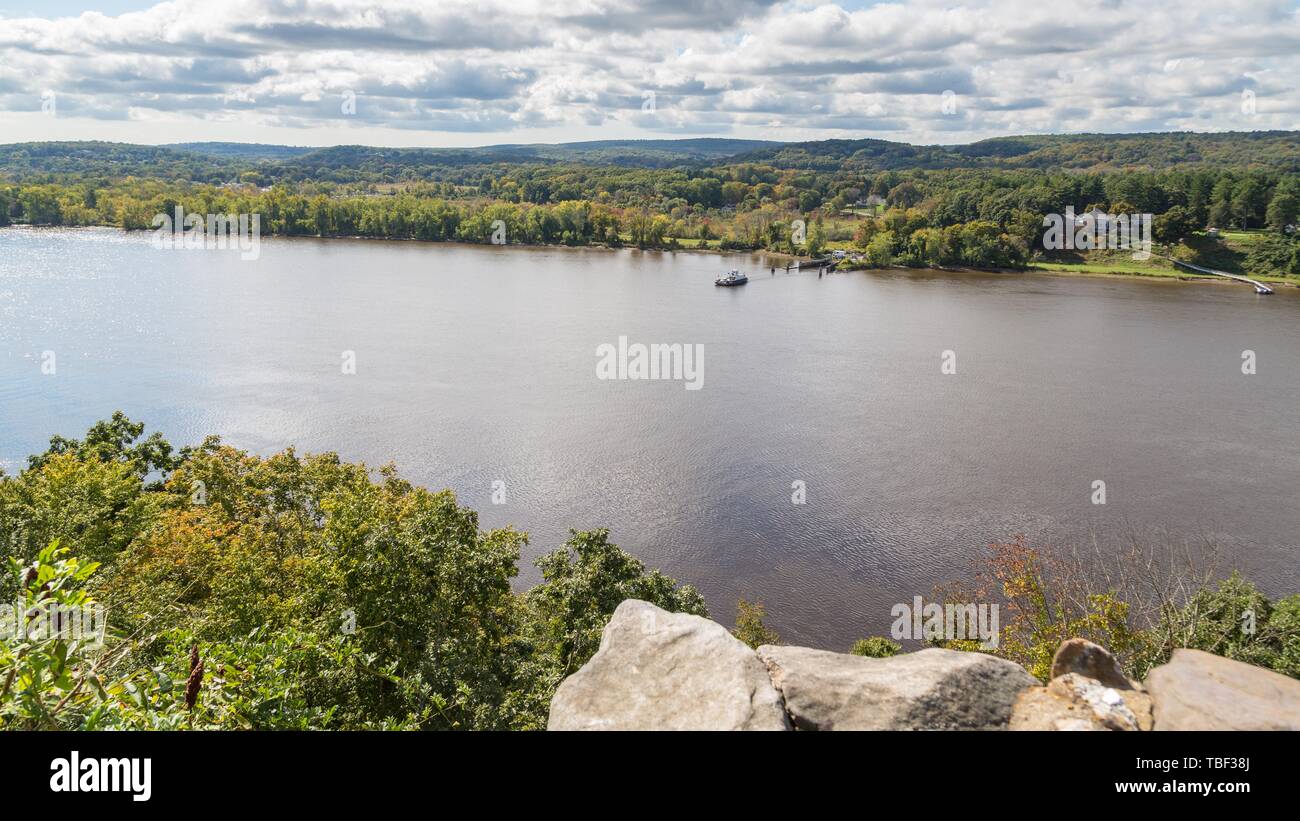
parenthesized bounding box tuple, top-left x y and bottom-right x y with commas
(0, 0, 1297, 147)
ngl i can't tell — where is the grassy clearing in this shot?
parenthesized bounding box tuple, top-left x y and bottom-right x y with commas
(1032, 259, 1182, 278)
(1033, 257, 1292, 284)
(1033, 230, 1294, 284)
(1217, 229, 1263, 245)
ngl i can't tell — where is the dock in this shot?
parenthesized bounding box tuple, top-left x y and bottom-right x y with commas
(784, 257, 837, 272)
(1163, 256, 1274, 294)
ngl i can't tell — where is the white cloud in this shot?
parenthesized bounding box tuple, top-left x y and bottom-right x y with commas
(0, 0, 1298, 146)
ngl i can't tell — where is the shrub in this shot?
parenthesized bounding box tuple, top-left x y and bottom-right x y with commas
(1, 416, 709, 730)
(850, 637, 901, 658)
(1140, 573, 1300, 679)
(933, 533, 1300, 682)
(732, 599, 780, 649)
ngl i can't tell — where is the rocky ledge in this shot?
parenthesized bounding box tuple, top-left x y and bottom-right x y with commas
(547, 600, 1300, 731)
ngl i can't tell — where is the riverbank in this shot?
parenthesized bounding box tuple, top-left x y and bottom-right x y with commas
(838, 257, 1298, 288)
(1030, 259, 1296, 287)
(2, 223, 1296, 289)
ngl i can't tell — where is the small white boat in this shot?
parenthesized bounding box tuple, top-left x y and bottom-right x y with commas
(715, 270, 748, 286)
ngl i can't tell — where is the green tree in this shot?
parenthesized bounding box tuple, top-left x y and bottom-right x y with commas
(28, 410, 176, 478)
(19, 187, 63, 225)
(732, 599, 780, 649)
(1154, 205, 1197, 244)
(805, 218, 826, 257)
(1265, 178, 1300, 232)
(864, 230, 894, 267)
(528, 528, 707, 678)
(1, 416, 714, 730)
(1243, 234, 1299, 277)
(1231, 176, 1269, 229)
(0, 447, 160, 566)
(887, 181, 923, 209)
(1208, 178, 1235, 228)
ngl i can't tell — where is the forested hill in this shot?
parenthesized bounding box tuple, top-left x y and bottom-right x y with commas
(729, 131, 1300, 172)
(167, 142, 317, 160)
(0, 142, 249, 182)
(0, 137, 780, 182)
(267, 138, 781, 177)
(1, 131, 1297, 184)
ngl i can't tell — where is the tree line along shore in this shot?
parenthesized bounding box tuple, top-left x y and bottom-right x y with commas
(1, 132, 1298, 279)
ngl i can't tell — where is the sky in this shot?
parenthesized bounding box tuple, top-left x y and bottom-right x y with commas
(0, 0, 1297, 148)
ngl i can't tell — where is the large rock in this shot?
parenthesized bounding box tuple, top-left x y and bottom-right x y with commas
(1144, 648, 1300, 731)
(1051, 638, 1135, 690)
(547, 600, 790, 731)
(1010, 673, 1153, 731)
(757, 644, 1036, 730)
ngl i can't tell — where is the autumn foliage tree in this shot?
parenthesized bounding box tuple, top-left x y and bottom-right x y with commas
(0, 416, 706, 730)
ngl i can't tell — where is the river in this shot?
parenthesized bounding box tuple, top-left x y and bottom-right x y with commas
(2, 227, 1297, 648)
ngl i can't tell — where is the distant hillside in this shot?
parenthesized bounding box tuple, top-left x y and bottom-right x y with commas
(528, 138, 778, 165)
(0, 137, 779, 182)
(2, 132, 1297, 184)
(0, 141, 247, 182)
(167, 142, 317, 160)
(731, 131, 1300, 172)
(954, 131, 1300, 171)
(277, 138, 779, 175)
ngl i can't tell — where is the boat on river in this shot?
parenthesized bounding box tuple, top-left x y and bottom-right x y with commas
(715, 270, 748, 286)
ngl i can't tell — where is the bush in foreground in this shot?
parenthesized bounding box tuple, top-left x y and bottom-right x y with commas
(0, 415, 705, 730)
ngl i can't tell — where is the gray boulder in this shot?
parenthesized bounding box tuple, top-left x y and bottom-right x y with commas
(1051, 638, 1137, 690)
(547, 599, 790, 731)
(757, 644, 1036, 730)
(1144, 648, 1300, 731)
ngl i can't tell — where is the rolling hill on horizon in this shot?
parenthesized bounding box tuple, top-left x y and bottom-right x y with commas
(1, 131, 1297, 184)
(166, 137, 778, 165)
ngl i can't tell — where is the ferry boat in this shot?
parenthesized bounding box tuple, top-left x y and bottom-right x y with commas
(714, 270, 748, 286)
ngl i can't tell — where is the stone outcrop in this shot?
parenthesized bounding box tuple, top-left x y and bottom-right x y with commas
(1144, 648, 1300, 730)
(1051, 638, 1136, 689)
(758, 644, 1036, 730)
(546, 599, 789, 730)
(1010, 673, 1153, 731)
(546, 600, 1300, 731)
(1011, 639, 1154, 731)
